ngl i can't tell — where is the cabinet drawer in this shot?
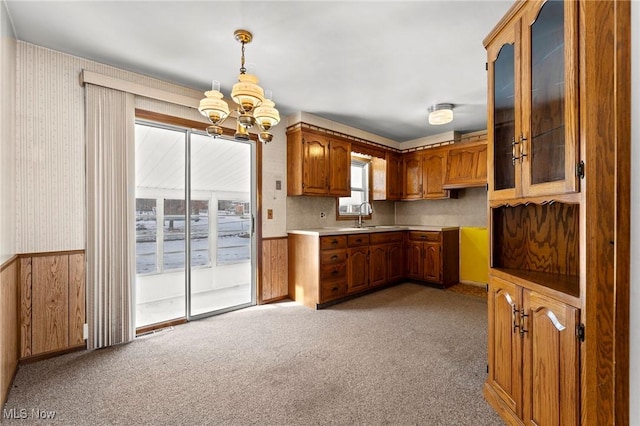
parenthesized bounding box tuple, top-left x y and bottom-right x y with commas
(320, 262, 347, 280)
(320, 249, 347, 264)
(347, 234, 370, 247)
(320, 279, 348, 303)
(408, 231, 441, 242)
(369, 231, 404, 245)
(320, 236, 347, 250)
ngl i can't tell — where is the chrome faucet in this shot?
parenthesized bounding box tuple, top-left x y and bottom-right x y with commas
(357, 202, 373, 228)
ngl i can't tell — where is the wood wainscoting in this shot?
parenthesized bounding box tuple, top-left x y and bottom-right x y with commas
(260, 237, 289, 303)
(20, 251, 86, 360)
(1, 256, 19, 404)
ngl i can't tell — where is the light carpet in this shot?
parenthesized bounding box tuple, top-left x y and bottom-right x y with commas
(3, 283, 502, 425)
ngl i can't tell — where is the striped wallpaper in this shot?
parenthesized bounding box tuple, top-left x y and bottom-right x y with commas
(14, 41, 289, 253)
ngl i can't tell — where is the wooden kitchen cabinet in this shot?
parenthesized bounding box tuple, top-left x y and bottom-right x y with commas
(287, 126, 351, 196)
(443, 139, 488, 189)
(486, 0, 578, 202)
(402, 148, 453, 201)
(485, 275, 579, 425)
(347, 234, 370, 294)
(405, 229, 459, 287)
(372, 152, 403, 201)
(289, 230, 406, 309)
(482, 0, 631, 423)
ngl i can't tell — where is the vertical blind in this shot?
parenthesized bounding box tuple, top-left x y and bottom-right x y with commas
(85, 84, 135, 349)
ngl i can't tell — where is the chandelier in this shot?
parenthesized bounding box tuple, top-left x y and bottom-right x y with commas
(198, 29, 280, 143)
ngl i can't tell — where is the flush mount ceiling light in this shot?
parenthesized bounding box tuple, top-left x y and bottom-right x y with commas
(428, 103, 454, 125)
(198, 29, 280, 143)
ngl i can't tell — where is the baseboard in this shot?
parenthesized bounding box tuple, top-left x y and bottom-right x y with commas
(459, 279, 487, 288)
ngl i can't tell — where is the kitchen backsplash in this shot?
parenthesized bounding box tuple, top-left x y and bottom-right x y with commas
(286, 197, 395, 230)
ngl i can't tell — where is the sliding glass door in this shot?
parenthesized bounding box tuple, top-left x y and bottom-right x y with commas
(188, 132, 254, 318)
(134, 122, 255, 328)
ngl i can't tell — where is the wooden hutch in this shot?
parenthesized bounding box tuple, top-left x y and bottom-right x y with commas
(483, 0, 630, 425)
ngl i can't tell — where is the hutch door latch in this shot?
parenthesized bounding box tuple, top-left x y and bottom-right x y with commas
(576, 161, 585, 179)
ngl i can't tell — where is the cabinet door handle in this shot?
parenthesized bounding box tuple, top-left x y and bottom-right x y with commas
(511, 137, 519, 165)
(512, 305, 520, 333)
(519, 134, 528, 161)
(519, 310, 529, 336)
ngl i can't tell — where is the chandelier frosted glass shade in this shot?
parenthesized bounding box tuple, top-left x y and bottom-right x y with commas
(231, 73, 265, 113)
(428, 103, 454, 125)
(198, 89, 230, 137)
(254, 99, 280, 131)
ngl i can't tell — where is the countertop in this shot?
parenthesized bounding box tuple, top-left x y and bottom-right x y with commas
(287, 225, 460, 236)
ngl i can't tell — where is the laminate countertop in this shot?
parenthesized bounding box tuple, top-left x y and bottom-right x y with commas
(287, 225, 459, 237)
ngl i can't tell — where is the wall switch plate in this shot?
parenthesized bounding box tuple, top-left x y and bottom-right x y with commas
(275, 180, 282, 190)
(267, 209, 273, 219)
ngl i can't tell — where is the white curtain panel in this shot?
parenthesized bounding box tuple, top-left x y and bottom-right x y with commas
(85, 84, 135, 349)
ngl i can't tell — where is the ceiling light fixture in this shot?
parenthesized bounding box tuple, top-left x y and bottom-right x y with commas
(428, 103, 454, 125)
(198, 29, 280, 143)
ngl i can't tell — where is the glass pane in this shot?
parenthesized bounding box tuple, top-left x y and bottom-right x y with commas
(217, 200, 251, 265)
(351, 164, 363, 188)
(190, 200, 209, 268)
(530, 0, 565, 184)
(339, 191, 366, 214)
(135, 123, 186, 328)
(494, 43, 516, 191)
(190, 133, 252, 316)
(135, 198, 157, 274)
(163, 199, 186, 270)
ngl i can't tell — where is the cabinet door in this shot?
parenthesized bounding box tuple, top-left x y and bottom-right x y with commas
(522, 289, 579, 426)
(423, 242, 441, 283)
(487, 22, 521, 201)
(387, 153, 403, 200)
(422, 149, 448, 199)
(402, 153, 423, 200)
(302, 135, 331, 195)
(487, 277, 522, 417)
(328, 139, 351, 196)
(347, 247, 369, 294)
(369, 245, 388, 287)
(405, 241, 423, 280)
(388, 242, 404, 282)
(444, 142, 487, 188)
(521, 0, 579, 198)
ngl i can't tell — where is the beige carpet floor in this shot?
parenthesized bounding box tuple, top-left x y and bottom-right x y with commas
(4, 283, 502, 425)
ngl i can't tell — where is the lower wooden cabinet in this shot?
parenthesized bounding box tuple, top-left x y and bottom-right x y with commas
(289, 231, 408, 309)
(485, 275, 580, 425)
(405, 229, 459, 287)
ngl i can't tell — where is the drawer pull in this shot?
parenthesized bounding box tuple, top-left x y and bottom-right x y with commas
(332, 286, 339, 292)
(331, 255, 338, 260)
(421, 236, 426, 240)
(331, 239, 338, 245)
(332, 269, 339, 275)
(356, 238, 362, 243)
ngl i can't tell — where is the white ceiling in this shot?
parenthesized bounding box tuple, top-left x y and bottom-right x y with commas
(4, 0, 513, 143)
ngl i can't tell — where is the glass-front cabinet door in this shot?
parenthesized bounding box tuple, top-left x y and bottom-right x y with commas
(487, 21, 520, 201)
(521, 0, 578, 197)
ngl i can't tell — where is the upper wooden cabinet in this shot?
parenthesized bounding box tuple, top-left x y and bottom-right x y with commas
(372, 152, 403, 201)
(486, 0, 579, 201)
(287, 127, 351, 196)
(402, 148, 453, 201)
(443, 140, 488, 189)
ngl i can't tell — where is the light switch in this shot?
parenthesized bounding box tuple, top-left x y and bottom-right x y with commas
(275, 180, 282, 190)
(267, 209, 273, 219)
